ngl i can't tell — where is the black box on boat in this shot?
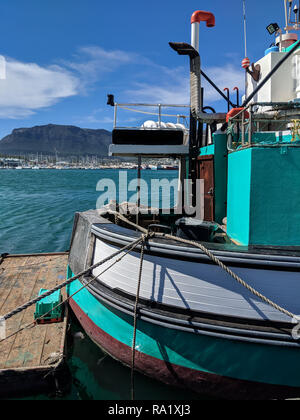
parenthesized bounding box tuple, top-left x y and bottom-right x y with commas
(176, 218, 217, 242)
(112, 128, 185, 145)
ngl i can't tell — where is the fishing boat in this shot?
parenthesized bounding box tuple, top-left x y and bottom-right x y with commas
(67, 2, 300, 400)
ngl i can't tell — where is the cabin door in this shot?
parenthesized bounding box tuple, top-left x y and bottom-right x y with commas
(197, 155, 215, 222)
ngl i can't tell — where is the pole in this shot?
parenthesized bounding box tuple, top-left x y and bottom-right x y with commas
(136, 156, 142, 227)
(224, 88, 230, 112)
(243, 0, 247, 58)
(284, 0, 288, 30)
(243, 0, 249, 100)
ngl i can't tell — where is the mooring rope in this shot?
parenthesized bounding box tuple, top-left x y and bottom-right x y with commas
(1, 209, 299, 346)
(108, 211, 298, 322)
(1, 235, 145, 322)
(131, 238, 146, 401)
(0, 234, 149, 344)
(163, 233, 297, 320)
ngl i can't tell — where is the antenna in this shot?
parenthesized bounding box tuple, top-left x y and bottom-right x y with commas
(242, 0, 250, 100)
(284, 0, 300, 30)
(243, 0, 248, 57)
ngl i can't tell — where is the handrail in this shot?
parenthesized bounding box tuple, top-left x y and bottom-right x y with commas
(112, 103, 190, 129)
(227, 100, 300, 149)
(228, 101, 300, 123)
(111, 103, 190, 108)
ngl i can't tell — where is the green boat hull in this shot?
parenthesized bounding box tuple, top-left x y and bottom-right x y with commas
(68, 275, 300, 400)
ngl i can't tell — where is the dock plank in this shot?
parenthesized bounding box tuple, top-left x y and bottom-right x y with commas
(0, 257, 33, 365)
(22, 257, 67, 368)
(4, 256, 49, 369)
(0, 254, 68, 370)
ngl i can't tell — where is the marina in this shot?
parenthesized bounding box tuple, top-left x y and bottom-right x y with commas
(0, 158, 179, 171)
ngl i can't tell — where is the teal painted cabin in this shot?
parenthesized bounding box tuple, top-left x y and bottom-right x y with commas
(227, 144, 300, 246)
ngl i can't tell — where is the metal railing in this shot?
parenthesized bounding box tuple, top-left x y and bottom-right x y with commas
(112, 103, 191, 129)
(228, 102, 300, 148)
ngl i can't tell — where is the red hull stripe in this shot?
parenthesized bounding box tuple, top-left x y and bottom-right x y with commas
(69, 298, 300, 400)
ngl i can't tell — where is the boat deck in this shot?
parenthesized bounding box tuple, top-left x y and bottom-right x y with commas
(0, 253, 70, 398)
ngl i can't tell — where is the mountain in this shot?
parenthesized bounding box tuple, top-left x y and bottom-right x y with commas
(0, 124, 112, 157)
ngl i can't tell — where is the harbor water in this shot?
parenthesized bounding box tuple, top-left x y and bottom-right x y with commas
(0, 169, 202, 400)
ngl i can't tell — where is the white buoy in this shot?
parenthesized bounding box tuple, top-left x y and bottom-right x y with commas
(175, 123, 186, 130)
(166, 123, 177, 129)
(141, 120, 157, 129)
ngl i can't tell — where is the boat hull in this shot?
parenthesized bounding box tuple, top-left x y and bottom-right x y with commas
(68, 278, 300, 400)
(67, 210, 300, 399)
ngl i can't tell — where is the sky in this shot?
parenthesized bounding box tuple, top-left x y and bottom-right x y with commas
(0, 0, 288, 138)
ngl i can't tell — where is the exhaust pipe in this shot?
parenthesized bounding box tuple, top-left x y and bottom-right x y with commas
(191, 11, 215, 52)
(170, 10, 226, 123)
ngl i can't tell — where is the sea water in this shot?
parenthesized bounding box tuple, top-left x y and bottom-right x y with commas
(0, 169, 201, 400)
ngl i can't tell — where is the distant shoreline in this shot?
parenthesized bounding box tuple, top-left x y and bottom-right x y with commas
(0, 167, 179, 171)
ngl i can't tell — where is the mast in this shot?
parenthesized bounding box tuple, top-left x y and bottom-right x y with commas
(243, 0, 249, 99)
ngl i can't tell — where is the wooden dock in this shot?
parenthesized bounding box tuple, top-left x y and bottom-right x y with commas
(0, 253, 70, 398)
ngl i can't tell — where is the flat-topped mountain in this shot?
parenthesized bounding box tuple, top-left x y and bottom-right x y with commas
(0, 124, 112, 156)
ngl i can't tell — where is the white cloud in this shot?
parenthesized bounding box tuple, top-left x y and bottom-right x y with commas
(202, 64, 245, 103)
(0, 46, 139, 120)
(125, 80, 190, 104)
(77, 107, 139, 126)
(123, 63, 244, 107)
(0, 45, 245, 121)
(64, 46, 138, 89)
(123, 63, 190, 104)
(85, 115, 114, 124)
(78, 46, 136, 64)
(0, 58, 79, 119)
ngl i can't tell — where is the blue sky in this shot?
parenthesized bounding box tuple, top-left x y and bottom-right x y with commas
(0, 0, 286, 138)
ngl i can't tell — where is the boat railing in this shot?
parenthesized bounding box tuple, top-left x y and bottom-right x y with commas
(227, 101, 300, 147)
(112, 102, 191, 130)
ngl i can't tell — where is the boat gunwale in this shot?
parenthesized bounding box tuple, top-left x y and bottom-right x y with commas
(91, 223, 300, 270)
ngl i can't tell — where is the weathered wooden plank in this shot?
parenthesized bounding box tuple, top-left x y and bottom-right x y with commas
(0, 257, 31, 313)
(5, 256, 49, 369)
(0, 254, 68, 371)
(0, 257, 33, 366)
(24, 256, 67, 368)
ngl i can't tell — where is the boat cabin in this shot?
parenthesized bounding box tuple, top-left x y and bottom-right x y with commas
(106, 1, 300, 251)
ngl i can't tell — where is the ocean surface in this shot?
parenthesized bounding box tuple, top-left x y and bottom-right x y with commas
(0, 169, 201, 400)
